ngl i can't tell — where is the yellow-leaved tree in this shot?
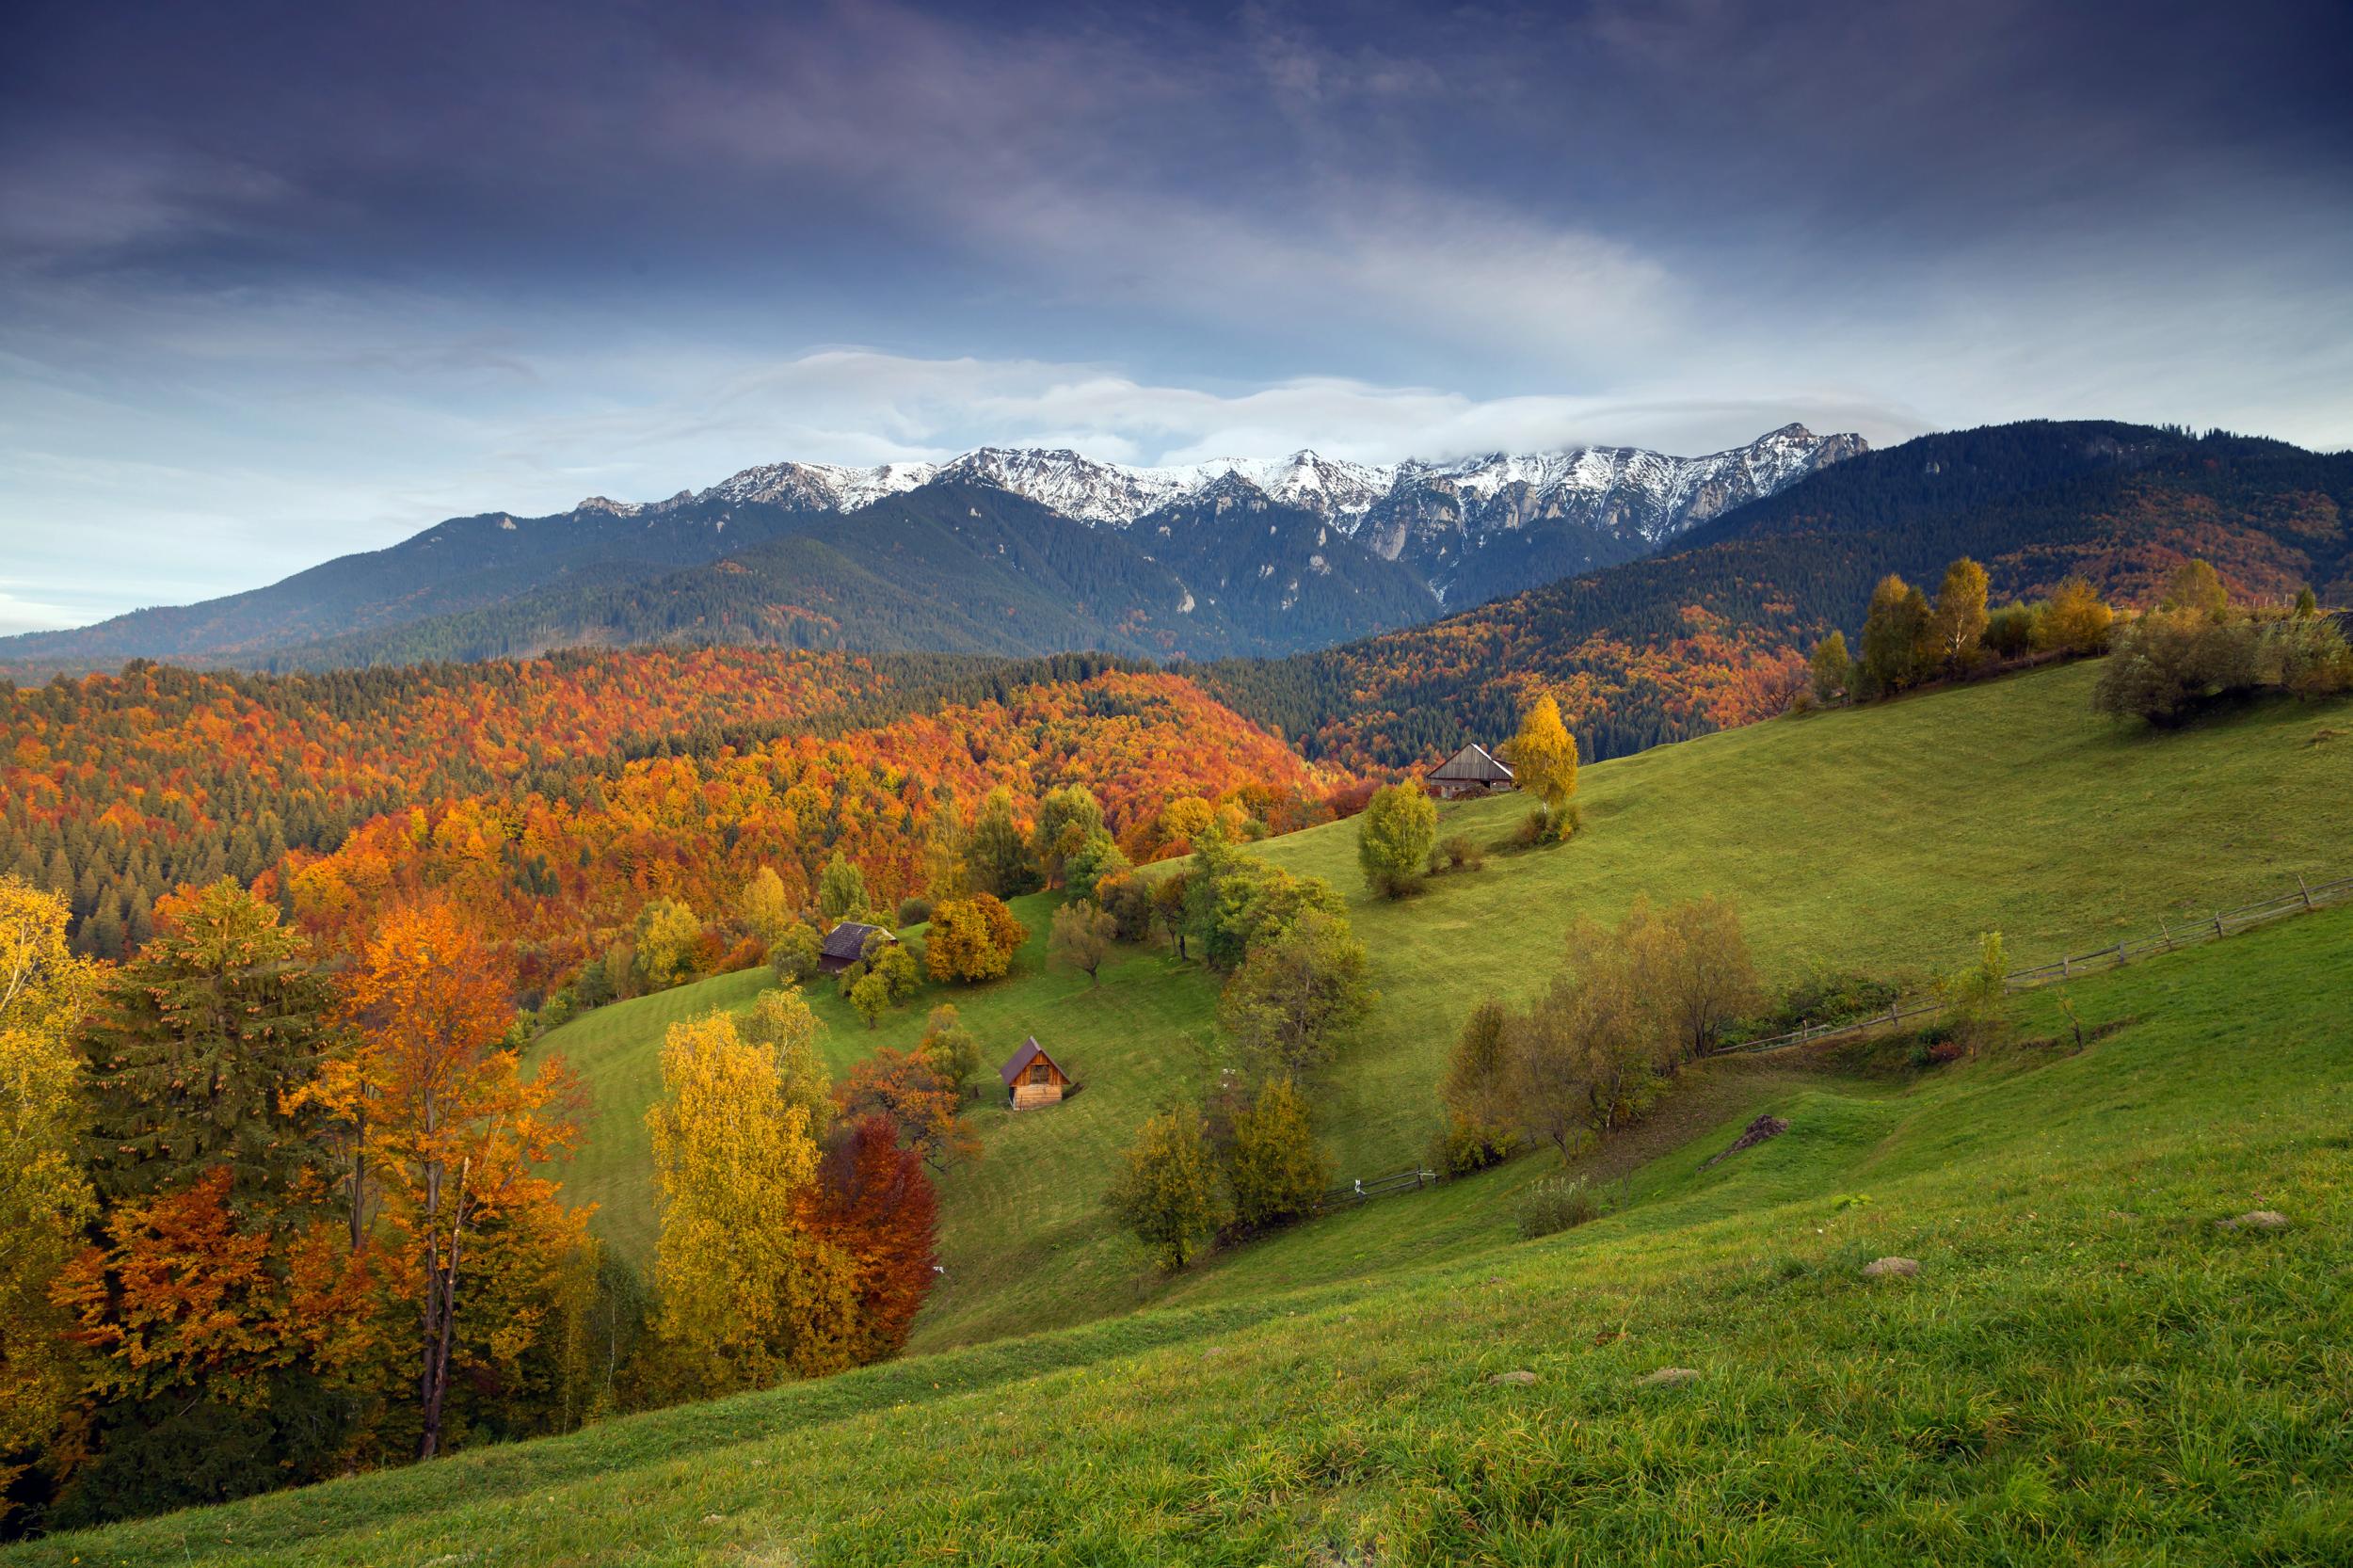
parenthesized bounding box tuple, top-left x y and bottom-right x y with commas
(1509, 694, 1580, 837)
(647, 1003, 857, 1390)
(0, 876, 97, 1511)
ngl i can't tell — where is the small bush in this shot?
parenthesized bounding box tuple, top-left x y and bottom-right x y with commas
(896, 895, 933, 928)
(1511, 804, 1577, 847)
(1430, 1113, 1520, 1176)
(1436, 833, 1485, 872)
(1515, 1176, 1601, 1239)
(1728, 964, 1900, 1043)
(767, 923, 822, 986)
(1984, 601, 2041, 659)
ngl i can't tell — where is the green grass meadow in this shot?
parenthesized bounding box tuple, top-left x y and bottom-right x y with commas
(541, 660, 2353, 1353)
(23, 888, 2353, 1565)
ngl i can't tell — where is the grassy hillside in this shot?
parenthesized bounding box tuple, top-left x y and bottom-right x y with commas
(539, 658, 2351, 1357)
(21, 892, 2353, 1565)
(1247, 657, 2351, 1177)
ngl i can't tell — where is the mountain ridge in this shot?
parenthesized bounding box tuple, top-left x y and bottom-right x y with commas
(0, 424, 1860, 679)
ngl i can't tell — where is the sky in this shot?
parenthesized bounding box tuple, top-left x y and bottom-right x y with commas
(4, 0, 2351, 633)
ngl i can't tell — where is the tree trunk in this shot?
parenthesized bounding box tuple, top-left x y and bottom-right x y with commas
(347, 1106, 369, 1255)
(418, 1157, 470, 1461)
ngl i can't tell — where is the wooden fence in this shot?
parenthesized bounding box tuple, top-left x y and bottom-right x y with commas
(1313, 1166, 1443, 1212)
(1715, 870, 2351, 1059)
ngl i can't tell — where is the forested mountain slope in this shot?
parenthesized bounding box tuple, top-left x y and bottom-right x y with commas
(0, 496, 830, 675)
(1206, 423, 2353, 767)
(0, 648, 1336, 962)
(251, 482, 1441, 668)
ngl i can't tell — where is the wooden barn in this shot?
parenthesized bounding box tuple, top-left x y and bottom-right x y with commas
(1423, 742, 1514, 800)
(999, 1037, 1073, 1110)
(819, 920, 895, 974)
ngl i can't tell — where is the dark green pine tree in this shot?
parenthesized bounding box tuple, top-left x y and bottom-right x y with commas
(77, 878, 340, 1205)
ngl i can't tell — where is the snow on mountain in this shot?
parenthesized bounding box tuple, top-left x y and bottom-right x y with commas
(603, 425, 1864, 586)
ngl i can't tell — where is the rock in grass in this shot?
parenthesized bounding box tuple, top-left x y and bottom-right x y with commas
(1638, 1368, 1700, 1387)
(1490, 1369, 1539, 1385)
(1862, 1256, 1920, 1278)
(2218, 1209, 2290, 1231)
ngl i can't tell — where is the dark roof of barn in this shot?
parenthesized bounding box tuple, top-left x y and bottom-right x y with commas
(1427, 742, 1513, 783)
(822, 921, 888, 961)
(999, 1036, 1062, 1086)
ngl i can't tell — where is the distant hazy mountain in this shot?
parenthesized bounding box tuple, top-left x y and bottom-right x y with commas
(249, 482, 1442, 668)
(0, 425, 1861, 677)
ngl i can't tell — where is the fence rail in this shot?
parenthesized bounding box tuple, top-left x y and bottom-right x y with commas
(1715, 870, 2350, 1058)
(1313, 1166, 1442, 1212)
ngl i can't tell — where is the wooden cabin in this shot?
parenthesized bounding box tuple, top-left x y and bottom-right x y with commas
(999, 1037, 1073, 1110)
(819, 920, 895, 974)
(1423, 742, 1514, 800)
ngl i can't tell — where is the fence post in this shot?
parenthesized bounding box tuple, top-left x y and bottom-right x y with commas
(2061, 952, 2070, 979)
(2301, 873, 2315, 912)
(2214, 912, 2226, 938)
(2158, 914, 2174, 951)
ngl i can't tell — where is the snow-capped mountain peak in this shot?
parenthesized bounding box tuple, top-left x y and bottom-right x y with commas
(626, 424, 1864, 610)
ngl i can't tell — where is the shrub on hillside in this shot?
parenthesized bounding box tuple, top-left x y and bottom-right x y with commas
(2089, 600, 2348, 728)
(924, 894, 1028, 984)
(1216, 907, 1374, 1080)
(1728, 965, 1901, 1044)
(2035, 576, 2116, 656)
(896, 895, 933, 928)
(916, 1005, 981, 1103)
(767, 922, 823, 987)
(1430, 833, 1486, 874)
(1938, 931, 2010, 1056)
(1512, 801, 1580, 847)
(1097, 873, 1154, 943)
(1223, 1078, 1331, 1232)
(1106, 1104, 1228, 1272)
(1515, 1176, 1602, 1239)
(1357, 782, 1439, 899)
(1984, 601, 2041, 659)
(1807, 629, 1853, 705)
(1048, 899, 1115, 984)
(1433, 999, 1520, 1174)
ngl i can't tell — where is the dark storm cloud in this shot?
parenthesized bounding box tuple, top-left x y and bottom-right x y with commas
(3, 0, 2349, 630)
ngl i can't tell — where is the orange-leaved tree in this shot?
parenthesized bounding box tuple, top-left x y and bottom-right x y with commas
(309, 902, 586, 1459)
(837, 1046, 979, 1169)
(801, 1114, 939, 1366)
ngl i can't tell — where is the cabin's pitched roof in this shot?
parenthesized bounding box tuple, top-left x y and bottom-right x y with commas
(999, 1036, 1062, 1087)
(822, 921, 888, 962)
(1427, 742, 1513, 783)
